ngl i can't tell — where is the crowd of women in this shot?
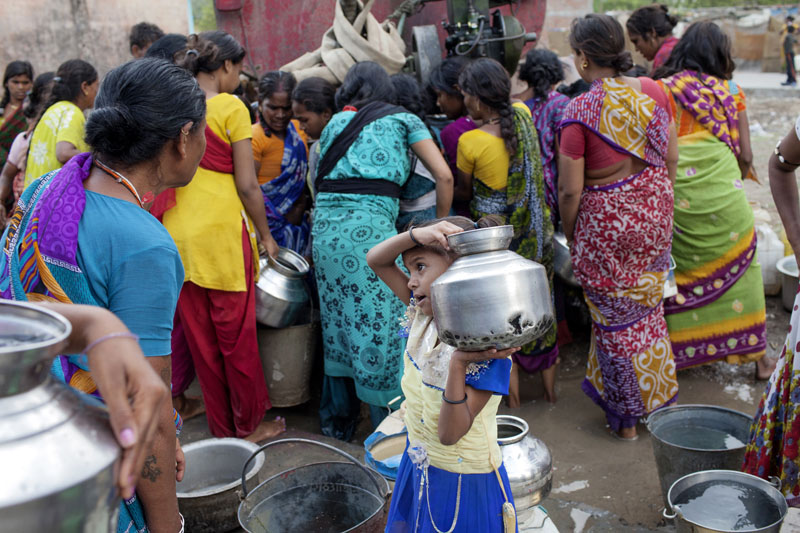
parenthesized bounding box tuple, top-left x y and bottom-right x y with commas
(3, 3, 800, 530)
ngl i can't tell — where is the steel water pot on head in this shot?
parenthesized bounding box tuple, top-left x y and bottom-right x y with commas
(430, 225, 554, 352)
(0, 300, 121, 532)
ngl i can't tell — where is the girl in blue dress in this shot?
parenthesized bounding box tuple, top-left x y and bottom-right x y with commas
(367, 216, 519, 533)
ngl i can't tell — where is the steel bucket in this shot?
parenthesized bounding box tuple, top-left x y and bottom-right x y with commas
(646, 405, 751, 508)
(237, 438, 390, 533)
(663, 470, 787, 533)
(176, 438, 265, 533)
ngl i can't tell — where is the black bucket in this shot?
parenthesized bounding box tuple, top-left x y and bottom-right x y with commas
(237, 438, 390, 533)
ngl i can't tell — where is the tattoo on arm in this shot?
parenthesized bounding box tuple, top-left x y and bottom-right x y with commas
(159, 362, 171, 387)
(141, 454, 162, 483)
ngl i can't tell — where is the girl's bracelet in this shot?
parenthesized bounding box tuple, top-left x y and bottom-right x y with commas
(83, 332, 139, 355)
(442, 391, 468, 404)
(409, 226, 423, 246)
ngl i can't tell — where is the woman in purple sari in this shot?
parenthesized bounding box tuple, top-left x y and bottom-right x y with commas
(517, 49, 570, 226)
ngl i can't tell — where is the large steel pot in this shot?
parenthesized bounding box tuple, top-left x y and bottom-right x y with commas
(553, 231, 579, 288)
(431, 225, 554, 351)
(497, 415, 552, 511)
(238, 438, 390, 533)
(255, 247, 310, 328)
(664, 470, 787, 533)
(176, 438, 265, 533)
(0, 301, 120, 532)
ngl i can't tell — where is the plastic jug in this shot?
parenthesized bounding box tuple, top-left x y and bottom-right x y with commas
(757, 224, 785, 295)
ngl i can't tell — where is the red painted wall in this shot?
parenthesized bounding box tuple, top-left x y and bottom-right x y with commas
(216, 0, 546, 76)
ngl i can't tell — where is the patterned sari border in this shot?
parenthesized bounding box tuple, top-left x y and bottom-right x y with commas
(665, 232, 755, 314)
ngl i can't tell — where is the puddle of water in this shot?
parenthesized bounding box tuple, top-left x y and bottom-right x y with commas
(553, 480, 589, 494)
(570, 508, 592, 533)
(723, 384, 754, 403)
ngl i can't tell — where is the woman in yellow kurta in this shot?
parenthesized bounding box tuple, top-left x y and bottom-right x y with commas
(368, 216, 520, 533)
(456, 58, 557, 408)
(159, 31, 284, 442)
(25, 59, 97, 188)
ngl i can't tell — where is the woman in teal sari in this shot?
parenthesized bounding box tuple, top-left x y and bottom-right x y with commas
(313, 62, 453, 440)
(0, 59, 207, 533)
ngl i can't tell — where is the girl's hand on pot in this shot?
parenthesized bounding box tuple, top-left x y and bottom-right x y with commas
(452, 346, 519, 365)
(412, 221, 464, 249)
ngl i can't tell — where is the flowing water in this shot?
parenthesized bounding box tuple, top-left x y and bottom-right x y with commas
(673, 480, 782, 530)
(656, 424, 745, 450)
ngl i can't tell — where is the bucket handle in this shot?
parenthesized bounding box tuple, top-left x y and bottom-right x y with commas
(662, 508, 677, 521)
(239, 437, 385, 499)
(769, 476, 782, 490)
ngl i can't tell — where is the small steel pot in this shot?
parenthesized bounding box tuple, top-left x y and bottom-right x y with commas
(255, 247, 310, 328)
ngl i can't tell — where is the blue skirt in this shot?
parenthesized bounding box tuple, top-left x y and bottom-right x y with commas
(386, 449, 518, 533)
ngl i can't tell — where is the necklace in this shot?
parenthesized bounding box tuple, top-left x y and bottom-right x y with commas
(481, 117, 500, 126)
(94, 160, 152, 208)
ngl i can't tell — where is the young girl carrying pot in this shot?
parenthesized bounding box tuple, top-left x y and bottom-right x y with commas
(366, 216, 519, 533)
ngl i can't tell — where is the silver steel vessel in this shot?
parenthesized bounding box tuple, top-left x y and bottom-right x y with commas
(255, 247, 310, 328)
(431, 225, 554, 351)
(497, 415, 553, 511)
(0, 300, 120, 532)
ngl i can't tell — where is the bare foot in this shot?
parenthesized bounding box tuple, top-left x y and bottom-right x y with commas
(542, 359, 559, 404)
(756, 356, 777, 381)
(172, 394, 206, 421)
(617, 426, 638, 440)
(244, 416, 286, 443)
(507, 362, 521, 408)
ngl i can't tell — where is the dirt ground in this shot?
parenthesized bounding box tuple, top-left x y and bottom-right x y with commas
(180, 95, 800, 532)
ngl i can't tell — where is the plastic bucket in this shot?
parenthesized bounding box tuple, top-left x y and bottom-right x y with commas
(646, 405, 752, 508)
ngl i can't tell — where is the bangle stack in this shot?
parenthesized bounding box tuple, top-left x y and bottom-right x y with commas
(442, 391, 468, 404)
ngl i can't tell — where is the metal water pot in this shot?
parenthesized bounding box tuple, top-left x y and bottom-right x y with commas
(0, 300, 120, 531)
(430, 225, 554, 351)
(497, 415, 553, 512)
(255, 247, 310, 328)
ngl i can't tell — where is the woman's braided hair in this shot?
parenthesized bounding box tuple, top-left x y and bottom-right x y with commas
(458, 58, 517, 155)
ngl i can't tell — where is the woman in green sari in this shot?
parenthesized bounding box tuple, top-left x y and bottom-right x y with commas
(655, 22, 771, 377)
(455, 57, 557, 405)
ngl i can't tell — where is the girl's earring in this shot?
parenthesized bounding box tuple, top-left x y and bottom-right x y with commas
(582, 61, 589, 70)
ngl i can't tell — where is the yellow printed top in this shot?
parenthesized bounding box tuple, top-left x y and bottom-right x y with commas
(456, 102, 531, 191)
(401, 306, 512, 473)
(25, 101, 89, 187)
(162, 93, 258, 292)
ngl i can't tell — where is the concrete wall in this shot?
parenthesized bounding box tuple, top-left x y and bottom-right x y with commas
(540, 0, 593, 48)
(0, 0, 188, 81)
